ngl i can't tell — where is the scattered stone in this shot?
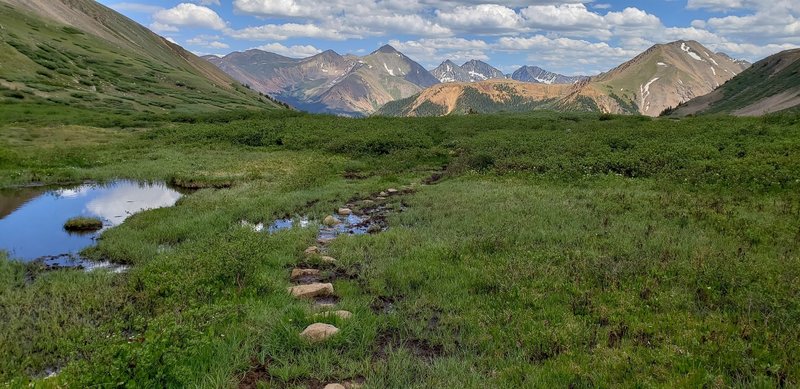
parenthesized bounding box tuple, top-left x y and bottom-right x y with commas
(323, 215, 341, 227)
(361, 200, 375, 206)
(304, 246, 320, 256)
(317, 237, 335, 245)
(387, 188, 399, 194)
(379, 191, 388, 197)
(338, 208, 352, 216)
(315, 302, 337, 309)
(320, 256, 337, 263)
(316, 310, 353, 320)
(300, 323, 339, 342)
(367, 224, 382, 234)
(324, 384, 345, 389)
(288, 283, 334, 299)
(375, 196, 386, 201)
(290, 268, 321, 281)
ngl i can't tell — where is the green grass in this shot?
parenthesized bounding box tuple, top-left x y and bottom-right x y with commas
(0, 3, 280, 125)
(63, 217, 103, 232)
(1, 110, 799, 387)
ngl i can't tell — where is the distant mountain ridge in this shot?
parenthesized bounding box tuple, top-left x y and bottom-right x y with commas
(374, 40, 752, 117)
(206, 45, 439, 116)
(0, 0, 279, 115)
(670, 48, 800, 116)
(511, 66, 588, 85)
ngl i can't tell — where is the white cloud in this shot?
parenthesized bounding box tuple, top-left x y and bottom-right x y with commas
(388, 38, 490, 67)
(436, 4, 525, 33)
(254, 43, 323, 58)
(227, 23, 348, 41)
(152, 3, 227, 31)
(187, 36, 230, 49)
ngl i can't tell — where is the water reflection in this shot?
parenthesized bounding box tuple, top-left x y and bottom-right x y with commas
(0, 180, 183, 265)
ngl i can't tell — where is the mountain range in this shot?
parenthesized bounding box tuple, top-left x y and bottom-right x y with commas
(205, 45, 439, 116)
(376, 41, 753, 117)
(1, 0, 797, 120)
(0, 0, 278, 117)
(206, 49, 591, 116)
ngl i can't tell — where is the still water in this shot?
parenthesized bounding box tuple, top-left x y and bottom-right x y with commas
(0, 180, 183, 265)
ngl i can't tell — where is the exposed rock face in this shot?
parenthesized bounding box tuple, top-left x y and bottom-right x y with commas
(300, 323, 340, 342)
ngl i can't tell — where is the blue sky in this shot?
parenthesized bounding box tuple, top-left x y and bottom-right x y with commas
(100, 0, 800, 75)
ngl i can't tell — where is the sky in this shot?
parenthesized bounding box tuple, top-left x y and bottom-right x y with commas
(99, 0, 800, 75)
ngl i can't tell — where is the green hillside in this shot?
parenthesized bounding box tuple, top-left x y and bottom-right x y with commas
(671, 49, 800, 116)
(0, 1, 282, 125)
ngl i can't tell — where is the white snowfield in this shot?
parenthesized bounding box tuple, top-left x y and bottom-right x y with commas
(681, 42, 705, 62)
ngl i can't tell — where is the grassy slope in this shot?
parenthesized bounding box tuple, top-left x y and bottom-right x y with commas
(691, 52, 800, 115)
(0, 2, 281, 125)
(0, 111, 799, 387)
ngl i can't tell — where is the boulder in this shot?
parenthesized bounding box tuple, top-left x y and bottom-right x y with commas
(304, 246, 320, 256)
(300, 323, 339, 342)
(288, 283, 334, 299)
(290, 268, 320, 281)
(323, 215, 341, 227)
(338, 208, 352, 216)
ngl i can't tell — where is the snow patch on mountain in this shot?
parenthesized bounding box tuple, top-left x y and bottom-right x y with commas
(681, 42, 705, 62)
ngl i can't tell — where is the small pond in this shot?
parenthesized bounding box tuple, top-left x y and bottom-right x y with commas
(0, 180, 184, 267)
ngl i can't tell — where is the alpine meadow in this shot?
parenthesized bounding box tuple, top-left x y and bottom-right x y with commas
(1, 0, 799, 388)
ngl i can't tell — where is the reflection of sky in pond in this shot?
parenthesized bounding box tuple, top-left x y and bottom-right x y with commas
(0, 181, 182, 262)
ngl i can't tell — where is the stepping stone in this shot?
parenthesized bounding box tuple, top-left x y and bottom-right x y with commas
(338, 208, 352, 216)
(288, 283, 334, 299)
(323, 215, 341, 227)
(304, 246, 320, 256)
(316, 310, 353, 320)
(290, 268, 320, 281)
(317, 237, 335, 245)
(320, 256, 337, 263)
(324, 384, 345, 389)
(300, 323, 339, 342)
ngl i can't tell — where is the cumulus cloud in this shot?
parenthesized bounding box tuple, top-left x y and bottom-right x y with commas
(227, 23, 349, 41)
(387, 38, 490, 66)
(152, 3, 227, 31)
(254, 43, 323, 58)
